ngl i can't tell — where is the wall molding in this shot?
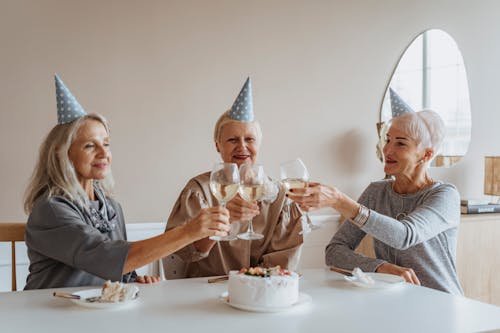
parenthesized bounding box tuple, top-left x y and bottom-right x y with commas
(0, 214, 340, 292)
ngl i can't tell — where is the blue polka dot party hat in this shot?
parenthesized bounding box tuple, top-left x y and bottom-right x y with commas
(55, 74, 87, 124)
(389, 88, 414, 118)
(228, 77, 254, 122)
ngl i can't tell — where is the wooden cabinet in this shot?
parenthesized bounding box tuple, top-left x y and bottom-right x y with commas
(456, 214, 500, 305)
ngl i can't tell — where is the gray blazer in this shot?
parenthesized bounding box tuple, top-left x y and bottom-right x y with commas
(24, 190, 132, 290)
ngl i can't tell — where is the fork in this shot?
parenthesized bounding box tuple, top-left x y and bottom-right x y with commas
(53, 292, 102, 302)
(53, 292, 81, 300)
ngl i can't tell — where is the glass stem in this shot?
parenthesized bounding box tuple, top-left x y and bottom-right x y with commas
(298, 207, 311, 226)
(221, 202, 230, 236)
(305, 212, 313, 227)
(247, 219, 255, 234)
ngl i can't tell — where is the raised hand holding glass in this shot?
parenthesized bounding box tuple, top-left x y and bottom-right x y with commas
(280, 158, 320, 234)
(209, 162, 240, 241)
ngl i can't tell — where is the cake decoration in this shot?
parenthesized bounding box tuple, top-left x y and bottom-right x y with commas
(228, 266, 299, 308)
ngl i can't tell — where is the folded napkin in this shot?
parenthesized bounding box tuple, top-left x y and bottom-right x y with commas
(352, 267, 375, 285)
(261, 179, 279, 203)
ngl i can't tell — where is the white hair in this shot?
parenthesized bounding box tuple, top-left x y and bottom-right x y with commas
(213, 110, 263, 143)
(24, 113, 114, 214)
(389, 110, 446, 155)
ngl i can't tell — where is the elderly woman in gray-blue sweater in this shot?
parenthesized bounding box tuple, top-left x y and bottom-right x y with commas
(289, 110, 462, 295)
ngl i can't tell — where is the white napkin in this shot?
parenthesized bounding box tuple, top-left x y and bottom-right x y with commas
(261, 179, 279, 203)
(352, 267, 375, 285)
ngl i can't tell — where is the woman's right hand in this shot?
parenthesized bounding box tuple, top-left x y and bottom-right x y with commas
(288, 182, 341, 211)
(288, 182, 360, 221)
(376, 262, 421, 285)
(225, 194, 260, 222)
(184, 206, 230, 240)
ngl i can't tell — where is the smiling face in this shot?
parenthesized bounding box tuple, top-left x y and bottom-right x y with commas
(382, 126, 426, 177)
(215, 121, 261, 166)
(68, 119, 112, 190)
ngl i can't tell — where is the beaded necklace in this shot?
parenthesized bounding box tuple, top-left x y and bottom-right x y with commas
(86, 185, 117, 233)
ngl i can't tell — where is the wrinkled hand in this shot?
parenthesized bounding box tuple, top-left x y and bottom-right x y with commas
(287, 182, 341, 211)
(135, 275, 161, 284)
(376, 262, 421, 285)
(226, 194, 260, 222)
(184, 206, 230, 240)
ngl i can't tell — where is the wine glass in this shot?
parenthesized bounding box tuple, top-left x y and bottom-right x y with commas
(280, 158, 320, 234)
(209, 162, 240, 241)
(237, 163, 265, 240)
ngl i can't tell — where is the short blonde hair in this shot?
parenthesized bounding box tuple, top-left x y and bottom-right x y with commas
(213, 110, 263, 143)
(24, 113, 114, 214)
(389, 110, 446, 154)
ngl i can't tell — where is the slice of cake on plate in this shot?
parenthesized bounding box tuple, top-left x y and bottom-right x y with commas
(101, 281, 139, 302)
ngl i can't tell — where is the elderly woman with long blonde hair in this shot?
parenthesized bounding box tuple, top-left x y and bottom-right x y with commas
(23, 75, 230, 289)
(289, 110, 463, 294)
(163, 78, 304, 278)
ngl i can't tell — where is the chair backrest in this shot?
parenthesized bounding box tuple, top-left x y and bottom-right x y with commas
(0, 222, 26, 291)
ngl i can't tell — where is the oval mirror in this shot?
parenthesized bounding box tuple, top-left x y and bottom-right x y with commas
(378, 29, 471, 167)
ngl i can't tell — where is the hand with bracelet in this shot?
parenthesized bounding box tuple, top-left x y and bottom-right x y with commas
(287, 182, 368, 227)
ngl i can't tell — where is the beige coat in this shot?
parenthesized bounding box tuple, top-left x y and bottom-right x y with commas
(164, 172, 304, 278)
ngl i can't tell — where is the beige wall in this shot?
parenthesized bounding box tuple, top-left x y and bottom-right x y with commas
(1, 0, 499, 222)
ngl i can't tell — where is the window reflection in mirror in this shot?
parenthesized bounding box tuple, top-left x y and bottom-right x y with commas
(379, 29, 471, 167)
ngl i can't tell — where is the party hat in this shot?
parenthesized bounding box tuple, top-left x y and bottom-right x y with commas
(55, 74, 87, 124)
(228, 77, 254, 122)
(389, 88, 414, 118)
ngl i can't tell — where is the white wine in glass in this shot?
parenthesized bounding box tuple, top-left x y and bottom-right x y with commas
(239, 184, 265, 202)
(237, 163, 265, 240)
(282, 178, 308, 196)
(210, 183, 240, 203)
(209, 162, 240, 241)
(280, 158, 320, 234)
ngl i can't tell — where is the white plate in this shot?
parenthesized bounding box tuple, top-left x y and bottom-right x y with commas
(68, 289, 138, 309)
(220, 291, 311, 312)
(344, 273, 405, 289)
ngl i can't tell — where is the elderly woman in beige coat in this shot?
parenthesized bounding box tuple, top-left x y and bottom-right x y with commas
(163, 78, 304, 278)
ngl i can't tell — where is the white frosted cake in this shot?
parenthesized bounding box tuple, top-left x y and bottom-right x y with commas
(228, 267, 299, 308)
(101, 280, 139, 302)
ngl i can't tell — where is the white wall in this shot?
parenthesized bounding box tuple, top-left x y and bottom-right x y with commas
(1, 0, 499, 223)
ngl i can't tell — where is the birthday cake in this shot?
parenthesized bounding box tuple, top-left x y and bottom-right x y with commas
(227, 266, 299, 308)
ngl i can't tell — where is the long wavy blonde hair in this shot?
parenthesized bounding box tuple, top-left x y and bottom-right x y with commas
(23, 113, 114, 214)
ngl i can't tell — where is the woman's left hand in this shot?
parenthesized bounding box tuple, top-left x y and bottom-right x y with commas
(226, 194, 260, 222)
(376, 262, 421, 285)
(135, 275, 161, 284)
(288, 182, 340, 211)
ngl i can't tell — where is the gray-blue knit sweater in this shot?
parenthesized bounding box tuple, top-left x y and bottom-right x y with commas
(325, 179, 463, 295)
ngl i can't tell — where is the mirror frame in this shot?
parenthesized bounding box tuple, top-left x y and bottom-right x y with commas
(378, 28, 471, 167)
